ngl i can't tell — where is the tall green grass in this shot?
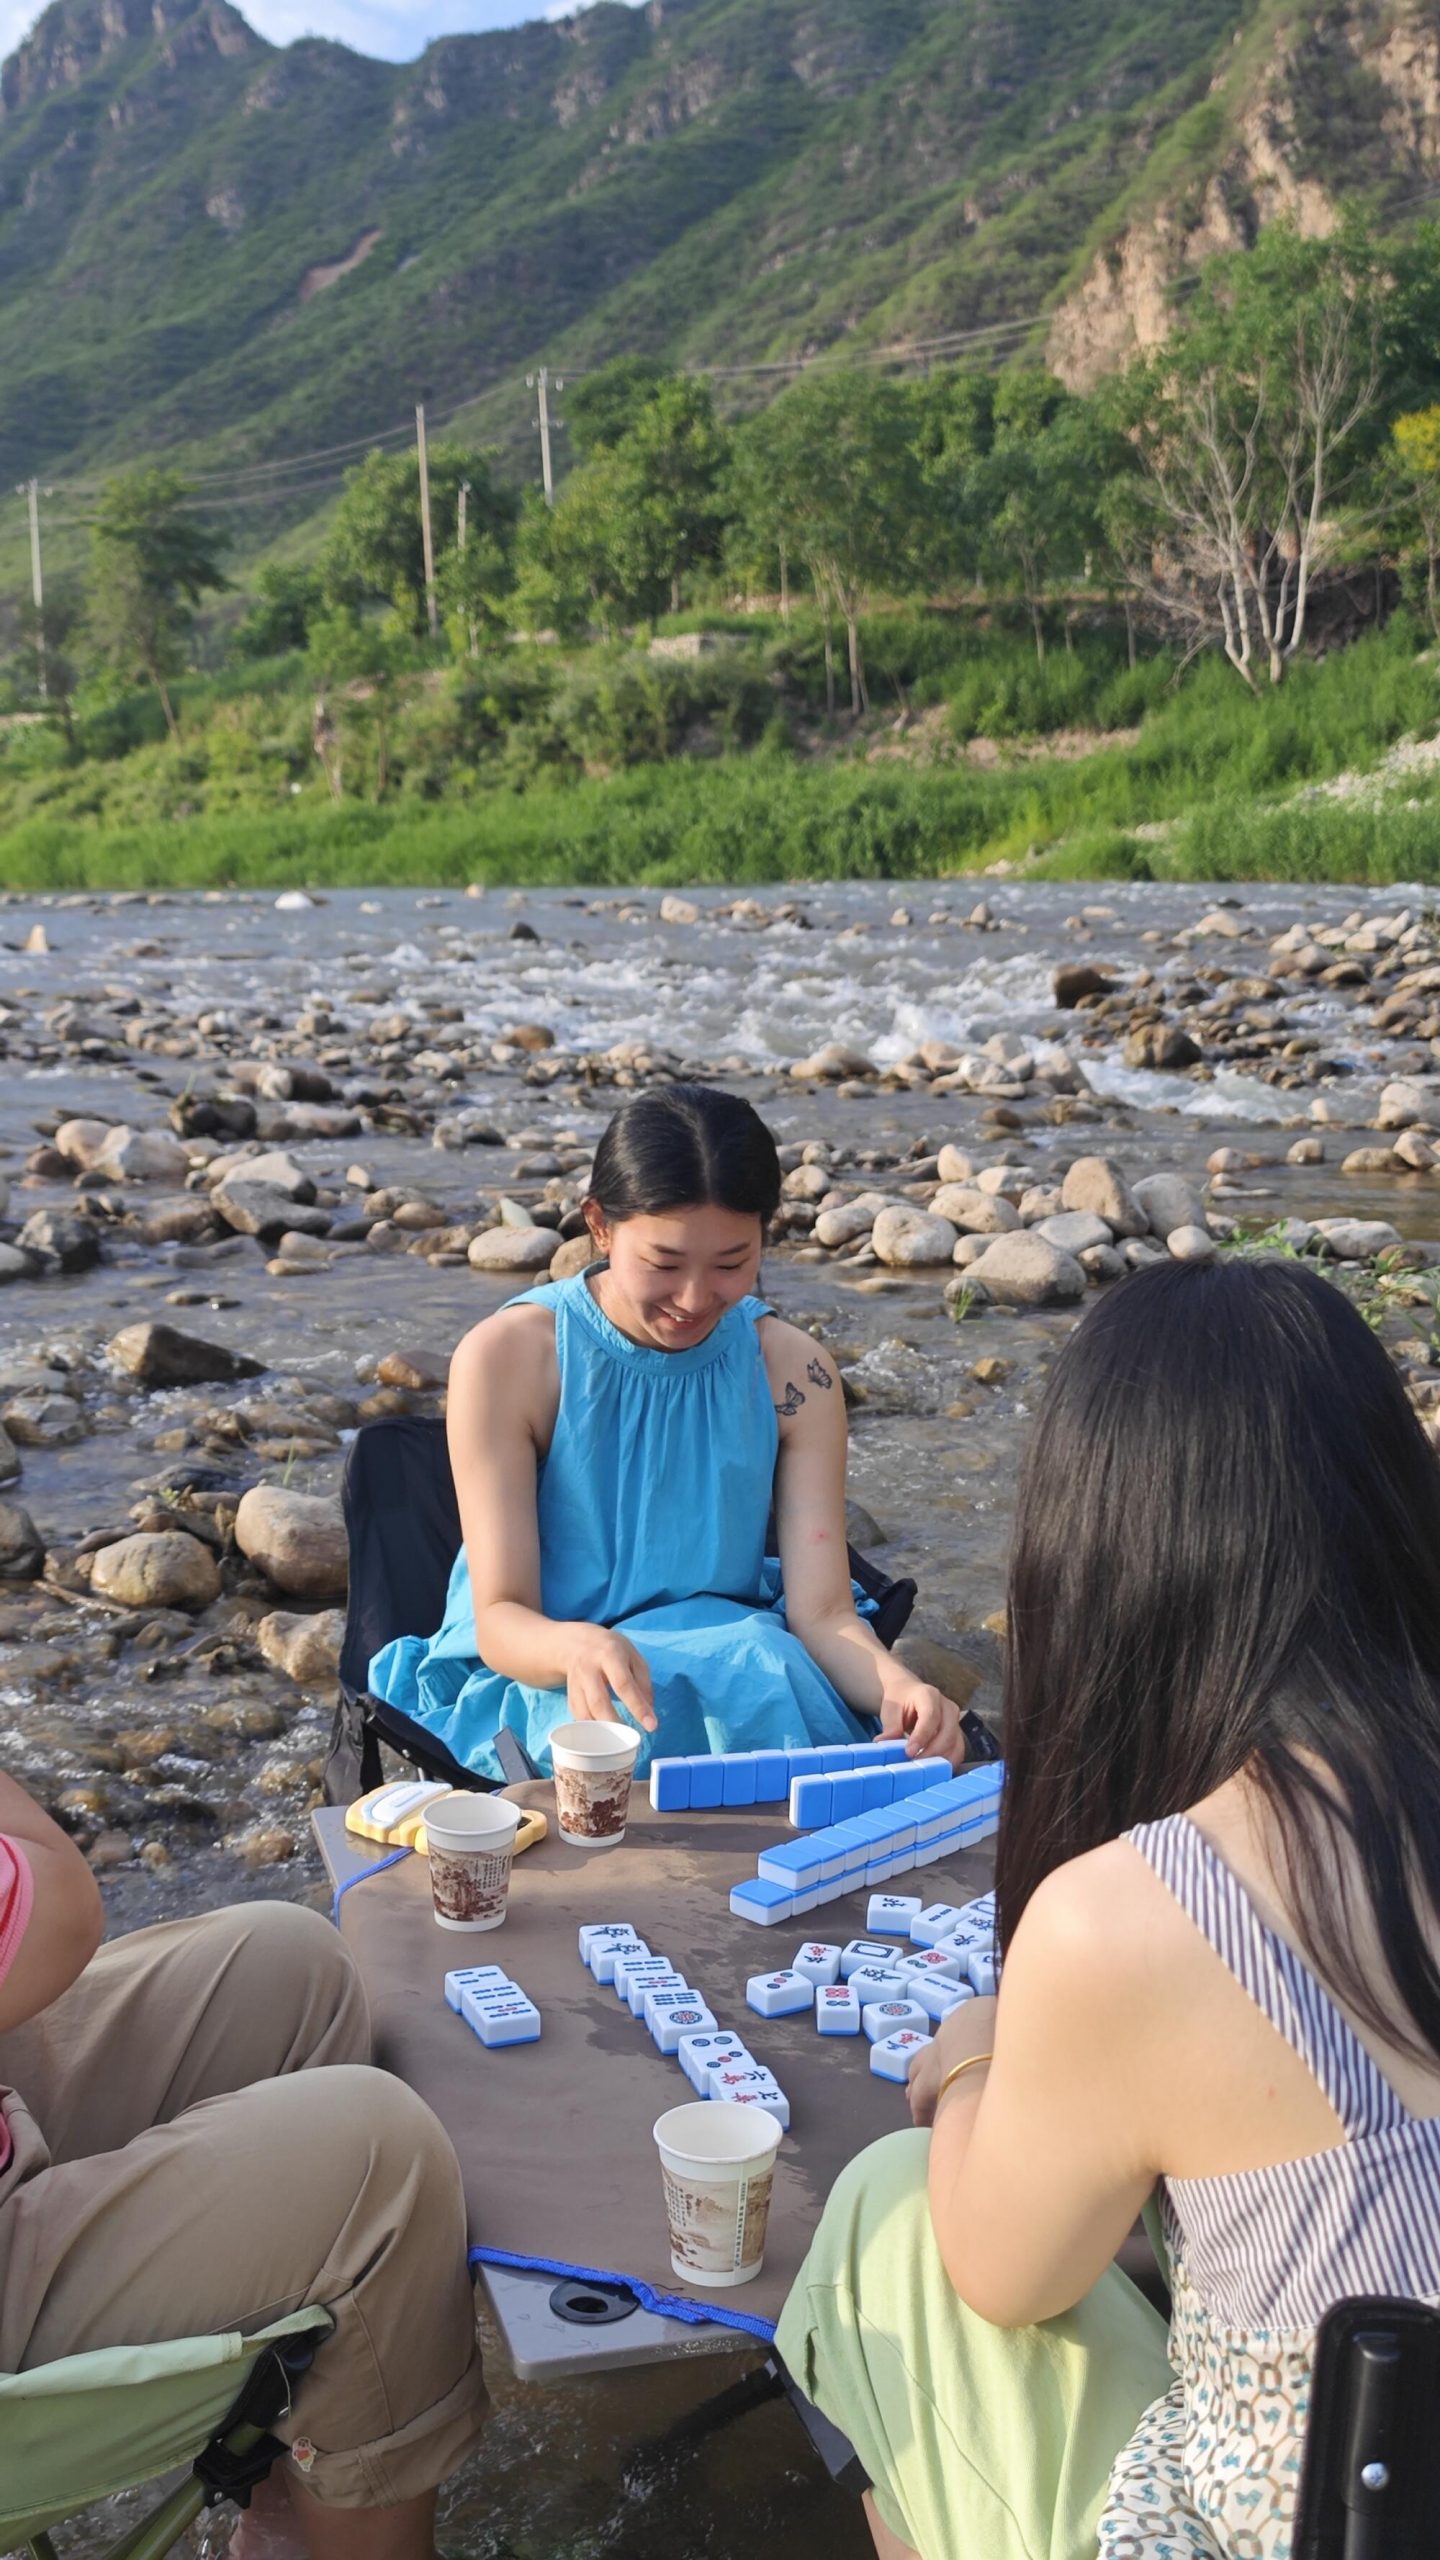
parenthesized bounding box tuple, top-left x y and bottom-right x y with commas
(1169, 794, 1440, 883)
(2, 617, 1437, 888)
(0, 765, 1019, 891)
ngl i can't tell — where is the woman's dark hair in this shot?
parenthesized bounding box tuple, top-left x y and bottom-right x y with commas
(995, 1254, 1440, 2061)
(586, 1083, 781, 1226)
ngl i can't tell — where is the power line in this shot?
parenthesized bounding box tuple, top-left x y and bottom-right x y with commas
(26, 307, 1053, 511)
(180, 417, 417, 488)
(12, 297, 1065, 579)
(170, 470, 354, 511)
(698, 316, 1042, 381)
(25, 161, 1440, 513)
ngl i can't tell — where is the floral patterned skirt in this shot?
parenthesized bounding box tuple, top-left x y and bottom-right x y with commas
(1098, 2260, 1313, 2560)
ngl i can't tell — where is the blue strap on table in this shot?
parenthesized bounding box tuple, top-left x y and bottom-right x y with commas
(468, 2244, 777, 2344)
(330, 1844, 411, 1925)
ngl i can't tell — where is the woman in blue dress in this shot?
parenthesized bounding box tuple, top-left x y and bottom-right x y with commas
(370, 1084, 966, 1781)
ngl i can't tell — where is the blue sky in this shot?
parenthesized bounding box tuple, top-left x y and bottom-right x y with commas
(0, 2, 645, 66)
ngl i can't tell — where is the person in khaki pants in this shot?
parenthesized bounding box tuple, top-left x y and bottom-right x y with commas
(0, 1768, 487, 2560)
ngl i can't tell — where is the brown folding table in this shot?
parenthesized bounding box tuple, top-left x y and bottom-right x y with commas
(313, 1786, 994, 2381)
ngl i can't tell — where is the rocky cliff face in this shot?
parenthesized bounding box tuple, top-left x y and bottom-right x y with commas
(1048, 1, 1440, 389)
(3, 0, 1439, 507)
(0, 0, 258, 119)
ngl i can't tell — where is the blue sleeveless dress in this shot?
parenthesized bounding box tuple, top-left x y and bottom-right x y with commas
(368, 1271, 871, 1782)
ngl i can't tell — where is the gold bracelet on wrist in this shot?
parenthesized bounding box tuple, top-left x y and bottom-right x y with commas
(935, 2051, 994, 2108)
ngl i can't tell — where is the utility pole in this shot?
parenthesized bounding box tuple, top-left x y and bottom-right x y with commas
(17, 478, 47, 701)
(415, 402, 440, 642)
(526, 367, 563, 506)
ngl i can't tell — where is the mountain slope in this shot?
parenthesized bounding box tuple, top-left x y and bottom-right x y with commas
(1048, 0, 1440, 384)
(0, 0, 1250, 494)
(1, 0, 1439, 523)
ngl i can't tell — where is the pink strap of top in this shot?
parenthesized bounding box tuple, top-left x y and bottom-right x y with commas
(0, 1833, 34, 2175)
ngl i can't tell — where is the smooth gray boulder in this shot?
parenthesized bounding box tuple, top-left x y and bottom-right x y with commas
(1060, 1158, 1147, 1238)
(235, 1487, 348, 1599)
(467, 1227, 559, 1273)
(1133, 1172, 1208, 1241)
(91, 1531, 220, 1611)
(871, 1208, 959, 1267)
(965, 1233, 1087, 1307)
(1035, 1210, 1113, 1256)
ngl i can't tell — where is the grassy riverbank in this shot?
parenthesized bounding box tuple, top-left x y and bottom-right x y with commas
(2, 617, 1438, 891)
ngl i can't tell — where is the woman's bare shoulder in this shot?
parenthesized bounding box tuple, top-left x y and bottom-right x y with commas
(449, 1303, 558, 1396)
(1009, 1836, 1198, 2005)
(756, 1315, 839, 1388)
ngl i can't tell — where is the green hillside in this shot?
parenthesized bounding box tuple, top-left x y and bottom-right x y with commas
(0, 0, 1261, 510)
(7, 0, 1440, 554)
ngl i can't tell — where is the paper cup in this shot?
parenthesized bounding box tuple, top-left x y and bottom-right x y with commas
(652, 2100, 783, 2289)
(550, 1720, 641, 1850)
(423, 1793, 521, 1932)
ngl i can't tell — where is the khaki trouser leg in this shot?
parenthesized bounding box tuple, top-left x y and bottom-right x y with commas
(0, 1903, 488, 2506)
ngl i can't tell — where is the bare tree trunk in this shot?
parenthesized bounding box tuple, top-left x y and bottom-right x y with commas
(1124, 592, 1137, 672)
(779, 540, 790, 622)
(671, 575, 681, 616)
(1218, 580, 1258, 693)
(312, 696, 343, 800)
(846, 614, 867, 719)
(154, 673, 180, 742)
(822, 616, 836, 719)
(1029, 597, 1046, 664)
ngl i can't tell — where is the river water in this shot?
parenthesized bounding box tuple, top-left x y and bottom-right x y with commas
(3, 875, 1434, 2558)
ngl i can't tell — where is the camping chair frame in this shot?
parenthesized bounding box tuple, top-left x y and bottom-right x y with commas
(1293, 2292, 1440, 2557)
(15, 2318, 328, 2560)
(326, 1413, 928, 1803)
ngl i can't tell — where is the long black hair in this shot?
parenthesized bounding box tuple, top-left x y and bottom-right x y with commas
(994, 1254, 1440, 2061)
(586, 1084, 781, 1227)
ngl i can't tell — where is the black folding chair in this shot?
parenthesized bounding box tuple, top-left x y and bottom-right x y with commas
(1294, 2294, 1440, 2557)
(325, 1414, 933, 1804)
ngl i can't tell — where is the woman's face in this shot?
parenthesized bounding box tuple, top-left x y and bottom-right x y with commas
(588, 1202, 763, 1350)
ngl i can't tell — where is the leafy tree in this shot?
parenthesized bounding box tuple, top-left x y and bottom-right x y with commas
(608, 377, 732, 614)
(437, 521, 513, 659)
(565, 356, 670, 461)
(1111, 227, 1386, 688)
(1370, 220, 1440, 425)
(910, 366, 996, 589)
(85, 469, 227, 739)
(13, 575, 81, 733)
(725, 415, 801, 614)
(323, 446, 516, 638)
(730, 372, 921, 716)
(232, 563, 324, 661)
(1390, 406, 1440, 637)
(512, 464, 633, 641)
(306, 608, 417, 799)
(513, 380, 730, 633)
(970, 376, 1126, 661)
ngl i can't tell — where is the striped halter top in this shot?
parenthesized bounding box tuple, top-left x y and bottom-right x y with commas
(1097, 1812, 1440, 2560)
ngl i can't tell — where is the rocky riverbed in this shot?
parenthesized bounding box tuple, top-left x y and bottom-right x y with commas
(16, 875, 1440, 2560)
(1, 877, 1439, 1944)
